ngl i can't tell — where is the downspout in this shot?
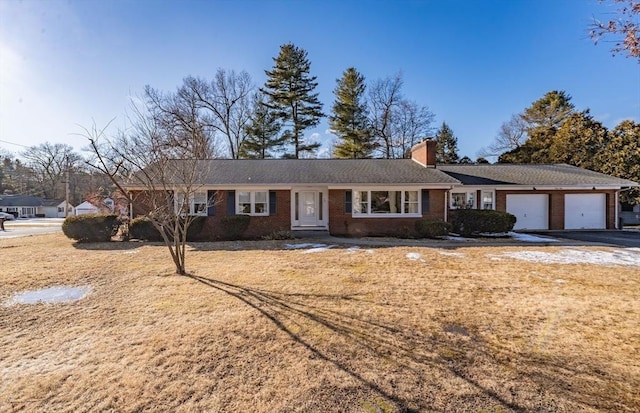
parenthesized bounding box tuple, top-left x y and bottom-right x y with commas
(444, 189, 449, 222)
(615, 190, 619, 230)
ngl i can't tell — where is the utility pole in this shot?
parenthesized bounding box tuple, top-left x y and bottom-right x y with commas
(65, 156, 70, 218)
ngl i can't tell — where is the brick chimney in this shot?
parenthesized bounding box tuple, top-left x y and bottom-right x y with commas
(410, 139, 437, 167)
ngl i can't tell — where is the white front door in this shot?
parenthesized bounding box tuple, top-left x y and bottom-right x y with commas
(299, 191, 318, 226)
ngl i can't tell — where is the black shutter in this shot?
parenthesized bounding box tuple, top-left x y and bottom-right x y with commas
(421, 189, 430, 214)
(207, 190, 216, 216)
(227, 190, 235, 215)
(345, 190, 352, 213)
(269, 191, 277, 215)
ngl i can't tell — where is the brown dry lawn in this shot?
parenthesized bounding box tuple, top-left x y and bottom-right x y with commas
(0, 233, 639, 412)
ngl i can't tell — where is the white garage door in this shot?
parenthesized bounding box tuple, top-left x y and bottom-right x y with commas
(506, 194, 549, 230)
(564, 194, 606, 229)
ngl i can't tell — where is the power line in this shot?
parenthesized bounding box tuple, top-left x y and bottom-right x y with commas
(0, 139, 30, 148)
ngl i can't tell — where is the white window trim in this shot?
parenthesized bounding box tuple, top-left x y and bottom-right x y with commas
(449, 188, 496, 210)
(175, 191, 208, 216)
(236, 190, 269, 216)
(450, 189, 477, 209)
(481, 190, 496, 210)
(352, 188, 421, 218)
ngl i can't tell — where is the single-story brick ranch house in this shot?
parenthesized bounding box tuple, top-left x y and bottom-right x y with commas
(125, 140, 638, 238)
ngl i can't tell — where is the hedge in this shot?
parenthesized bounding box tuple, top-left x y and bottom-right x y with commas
(220, 215, 250, 240)
(415, 219, 451, 238)
(62, 214, 120, 242)
(128, 216, 206, 241)
(450, 209, 516, 236)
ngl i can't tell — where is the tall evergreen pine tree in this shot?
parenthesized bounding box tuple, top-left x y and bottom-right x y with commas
(330, 68, 375, 158)
(239, 92, 284, 159)
(261, 43, 324, 158)
(434, 122, 459, 163)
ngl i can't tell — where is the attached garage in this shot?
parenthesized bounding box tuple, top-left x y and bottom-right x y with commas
(564, 193, 606, 229)
(506, 194, 549, 230)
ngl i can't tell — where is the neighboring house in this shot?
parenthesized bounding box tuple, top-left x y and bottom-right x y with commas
(0, 195, 45, 218)
(621, 203, 640, 226)
(74, 201, 101, 216)
(124, 140, 639, 238)
(41, 200, 75, 218)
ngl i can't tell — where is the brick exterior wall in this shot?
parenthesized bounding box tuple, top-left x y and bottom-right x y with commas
(328, 189, 447, 237)
(494, 189, 617, 230)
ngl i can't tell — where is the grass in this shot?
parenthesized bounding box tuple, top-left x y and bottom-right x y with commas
(0, 233, 639, 412)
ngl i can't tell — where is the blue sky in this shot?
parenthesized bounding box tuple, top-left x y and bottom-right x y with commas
(1, 0, 638, 160)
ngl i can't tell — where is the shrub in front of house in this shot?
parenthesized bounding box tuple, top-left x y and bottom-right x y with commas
(450, 209, 516, 236)
(129, 217, 163, 241)
(415, 219, 452, 238)
(62, 214, 121, 243)
(129, 216, 207, 241)
(220, 215, 250, 240)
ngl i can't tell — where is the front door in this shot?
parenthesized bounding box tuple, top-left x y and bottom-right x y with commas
(299, 191, 318, 226)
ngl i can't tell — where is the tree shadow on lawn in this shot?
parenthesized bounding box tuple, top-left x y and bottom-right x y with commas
(187, 274, 543, 412)
(188, 274, 635, 412)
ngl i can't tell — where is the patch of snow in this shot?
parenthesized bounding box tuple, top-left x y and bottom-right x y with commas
(441, 235, 470, 242)
(488, 248, 640, 267)
(406, 252, 426, 262)
(4, 286, 92, 306)
(301, 245, 336, 254)
(345, 246, 375, 254)
(284, 243, 328, 250)
(438, 250, 465, 257)
(508, 232, 558, 243)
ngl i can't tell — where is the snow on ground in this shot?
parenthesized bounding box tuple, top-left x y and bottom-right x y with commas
(488, 247, 640, 267)
(345, 246, 374, 254)
(441, 235, 470, 242)
(4, 286, 92, 306)
(284, 243, 337, 253)
(445, 232, 557, 243)
(438, 250, 466, 257)
(507, 232, 558, 243)
(406, 252, 426, 262)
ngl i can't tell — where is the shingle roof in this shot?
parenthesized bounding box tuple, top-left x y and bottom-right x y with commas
(128, 159, 638, 189)
(437, 164, 639, 187)
(139, 159, 461, 186)
(0, 195, 44, 207)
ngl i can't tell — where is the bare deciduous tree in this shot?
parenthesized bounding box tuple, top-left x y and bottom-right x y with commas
(82, 100, 214, 275)
(181, 69, 254, 159)
(144, 84, 219, 159)
(590, 0, 640, 61)
(368, 74, 403, 158)
(392, 100, 435, 158)
(22, 142, 82, 199)
(478, 114, 528, 159)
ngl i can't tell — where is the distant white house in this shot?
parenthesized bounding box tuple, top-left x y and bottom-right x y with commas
(74, 201, 101, 216)
(40, 200, 75, 218)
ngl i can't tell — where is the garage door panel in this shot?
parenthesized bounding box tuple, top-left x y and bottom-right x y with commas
(506, 194, 549, 230)
(565, 194, 606, 229)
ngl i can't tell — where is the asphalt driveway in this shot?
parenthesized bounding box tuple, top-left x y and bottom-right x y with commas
(535, 230, 640, 248)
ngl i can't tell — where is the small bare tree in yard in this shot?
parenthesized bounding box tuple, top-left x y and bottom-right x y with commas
(81, 100, 214, 275)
